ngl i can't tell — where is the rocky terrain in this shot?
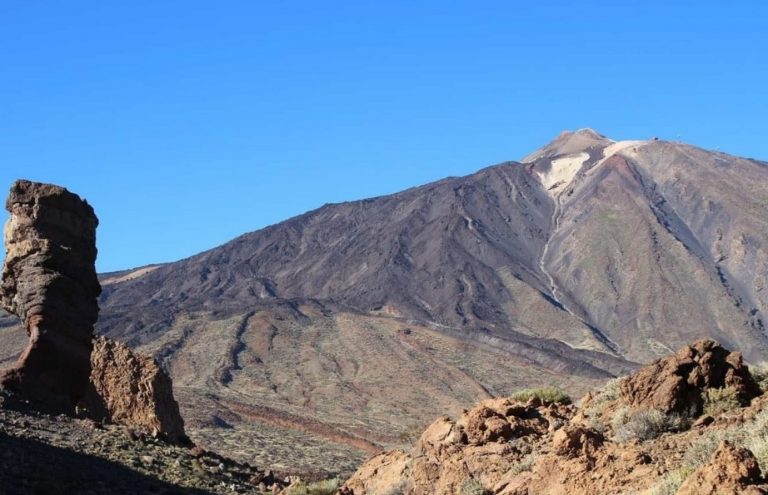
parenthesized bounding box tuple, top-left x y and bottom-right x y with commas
(342, 340, 768, 495)
(0, 390, 283, 494)
(3, 130, 768, 473)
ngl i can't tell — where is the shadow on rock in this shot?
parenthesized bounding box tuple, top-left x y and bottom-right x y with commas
(0, 432, 212, 495)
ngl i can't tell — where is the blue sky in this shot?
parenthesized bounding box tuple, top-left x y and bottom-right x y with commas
(1, 1, 766, 272)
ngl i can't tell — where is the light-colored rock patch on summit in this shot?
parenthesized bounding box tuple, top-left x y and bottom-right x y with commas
(537, 151, 590, 196)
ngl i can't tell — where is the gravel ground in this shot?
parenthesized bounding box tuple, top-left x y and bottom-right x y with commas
(0, 392, 289, 495)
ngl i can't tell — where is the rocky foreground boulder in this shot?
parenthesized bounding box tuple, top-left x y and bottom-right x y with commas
(676, 441, 766, 495)
(82, 336, 187, 443)
(0, 179, 186, 443)
(620, 339, 761, 415)
(0, 180, 100, 411)
(341, 340, 768, 495)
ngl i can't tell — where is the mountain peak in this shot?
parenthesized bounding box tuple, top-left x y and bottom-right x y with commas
(522, 128, 613, 162)
(573, 127, 608, 138)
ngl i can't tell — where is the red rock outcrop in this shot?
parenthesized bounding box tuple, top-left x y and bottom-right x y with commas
(343, 397, 575, 495)
(83, 336, 187, 443)
(620, 339, 761, 414)
(341, 341, 768, 495)
(676, 441, 767, 495)
(551, 424, 604, 459)
(0, 180, 100, 411)
(339, 450, 410, 495)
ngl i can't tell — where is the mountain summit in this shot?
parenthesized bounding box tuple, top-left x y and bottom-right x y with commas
(2, 130, 768, 474)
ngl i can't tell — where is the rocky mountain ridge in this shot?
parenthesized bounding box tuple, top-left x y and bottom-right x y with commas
(95, 129, 768, 362)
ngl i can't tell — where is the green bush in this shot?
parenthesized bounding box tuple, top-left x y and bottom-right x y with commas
(510, 386, 571, 405)
(702, 386, 742, 416)
(460, 478, 490, 495)
(613, 408, 689, 443)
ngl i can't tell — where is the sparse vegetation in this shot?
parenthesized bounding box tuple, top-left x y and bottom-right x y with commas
(587, 415, 608, 435)
(613, 408, 689, 443)
(641, 410, 768, 495)
(460, 478, 491, 495)
(682, 429, 728, 468)
(507, 453, 538, 476)
(746, 432, 768, 474)
(681, 409, 768, 473)
(750, 365, 768, 392)
(702, 386, 742, 416)
(640, 409, 768, 495)
(283, 478, 341, 495)
(582, 378, 622, 433)
(642, 466, 694, 495)
(509, 386, 571, 405)
(590, 378, 622, 406)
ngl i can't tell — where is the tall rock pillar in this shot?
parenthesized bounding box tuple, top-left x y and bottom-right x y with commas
(0, 180, 101, 411)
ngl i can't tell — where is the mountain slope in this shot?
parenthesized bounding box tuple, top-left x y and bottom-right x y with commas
(2, 129, 768, 474)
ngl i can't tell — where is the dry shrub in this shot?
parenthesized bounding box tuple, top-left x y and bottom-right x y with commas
(613, 408, 689, 443)
(509, 386, 571, 405)
(460, 478, 490, 495)
(283, 478, 340, 495)
(507, 453, 538, 476)
(749, 365, 768, 392)
(702, 386, 742, 416)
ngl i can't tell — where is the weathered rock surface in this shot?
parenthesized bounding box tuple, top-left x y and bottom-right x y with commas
(83, 336, 187, 443)
(676, 441, 767, 495)
(620, 339, 761, 414)
(0, 180, 100, 411)
(339, 450, 410, 495)
(551, 424, 603, 458)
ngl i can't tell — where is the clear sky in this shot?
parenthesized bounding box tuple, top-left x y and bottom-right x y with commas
(2, 1, 766, 272)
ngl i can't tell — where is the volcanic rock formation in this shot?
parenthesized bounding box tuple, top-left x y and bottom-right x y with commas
(83, 336, 187, 443)
(676, 441, 767, 495)
(0, 180, 100, 411)
(620, 339, 762, 415)
(0, 179, 187, 443)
